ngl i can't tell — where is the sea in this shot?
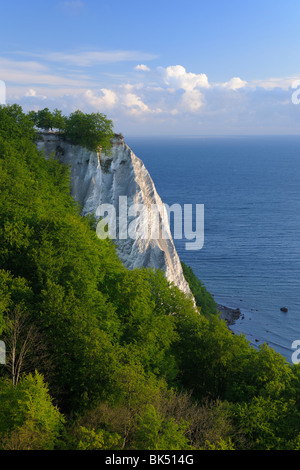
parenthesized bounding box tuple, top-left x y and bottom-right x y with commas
(126, 135, 300, 363)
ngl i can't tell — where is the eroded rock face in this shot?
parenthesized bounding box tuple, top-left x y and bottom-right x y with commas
(37, 133, 192, 296)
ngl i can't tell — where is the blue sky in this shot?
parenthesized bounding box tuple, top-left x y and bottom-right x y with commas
(1, 0, 300, 135)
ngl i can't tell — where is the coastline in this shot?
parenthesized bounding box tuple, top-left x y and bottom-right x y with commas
(217, 303, 242, 326)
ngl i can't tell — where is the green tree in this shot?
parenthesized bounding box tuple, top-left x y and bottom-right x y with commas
(63, 426, 122, 450)
(104, 268, 178, 381)
(27, 110, 38, 127)
(52, 108, 66, 133)
(36, 108, 54, 131)
(2, 102, 300, 451)
(231, 395, 297, 450)
(132, 404, 191, 450)
(0, 104, 35, 143)
(181, 262, 217, 315)
(0, 372, 64, 450)
(64, 110, 114, 152)
(0, 270, 34, 351)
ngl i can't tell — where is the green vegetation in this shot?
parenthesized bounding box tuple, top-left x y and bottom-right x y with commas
(64, 109, 114, 153)
(0, 372, 64, 450)
(1, 103, 300, 450)
(181, 261, 217, 315)
(28, 107, 114, 152)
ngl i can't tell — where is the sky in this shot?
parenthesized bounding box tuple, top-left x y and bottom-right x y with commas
(1, 0, 300, 135)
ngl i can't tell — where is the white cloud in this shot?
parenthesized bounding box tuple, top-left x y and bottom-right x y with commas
(180, 89, 205, 112)
(134, 64, 150, 72)
(123, 83, 144, 92)
(0, 57, 90, 87)
(24, 88, 47, 100)
(251, 76, 300, 90)
(159, 65, 210, 112)
(221, 77, 248, 90)
(0, 57, 47, 73)
(74, 87, 161, 117)
(122, 93, 150, 114)
(3, 56, 300, 135)
(25, 89, 36, 97)
(161, 65, 210, 91)
(84, 88, 118, 109)
(41, 51, 157, 67)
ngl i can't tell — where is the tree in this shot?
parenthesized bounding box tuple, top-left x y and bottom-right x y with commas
(231, 395, 297, 450)
(27, 110, 38, 127)
(132, 404, 191, 450)
(52, 108, 66, 133)
(64, 110, 114, 152)
(36, 108, 54, 131)
(0, 104, 35, 142)
(0, 372, 64, 450)
(64, 426, 122, 450)
(3, 102, 300, 451)
(2, 307, 51, 385)
(181, 262, 217, 315)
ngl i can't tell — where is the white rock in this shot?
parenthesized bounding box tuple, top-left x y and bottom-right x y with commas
(37, 133, 193, 297)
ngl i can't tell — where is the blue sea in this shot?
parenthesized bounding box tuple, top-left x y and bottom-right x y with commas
(126, 135, 300, 362)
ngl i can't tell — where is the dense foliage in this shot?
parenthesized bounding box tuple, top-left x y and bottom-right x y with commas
(28, 107, 114, 152)
(64, 109, 114, 153)
(1, 103, 300, 450)
(181, 261, 217, 316)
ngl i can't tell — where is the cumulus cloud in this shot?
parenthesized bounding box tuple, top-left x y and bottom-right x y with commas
(122, 93, 149, 112)
(4, 54, 299, 134)
(24, 88, 47, 100)
(158, 65, 210, 112)
(161, 65, 210, 90)
(84, 87, 162, 116)
(221, 77, 248, 90)
(84, 88, 118, 109)
(25, 89, 37, 97)
(134, 64, 150, 72)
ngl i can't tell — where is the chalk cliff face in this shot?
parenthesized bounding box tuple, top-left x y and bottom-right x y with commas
(37, 133, 192, 296)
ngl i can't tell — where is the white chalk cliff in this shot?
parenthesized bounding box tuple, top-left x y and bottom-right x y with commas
(37, 133, 192, 296)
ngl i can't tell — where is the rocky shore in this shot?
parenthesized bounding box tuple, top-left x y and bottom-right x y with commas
(217, 304, 242, 326)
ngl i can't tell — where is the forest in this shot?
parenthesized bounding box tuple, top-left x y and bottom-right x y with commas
(0, 103, 300, 451)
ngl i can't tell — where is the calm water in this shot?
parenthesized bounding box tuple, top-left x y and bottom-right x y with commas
(126, 136, 300, 362)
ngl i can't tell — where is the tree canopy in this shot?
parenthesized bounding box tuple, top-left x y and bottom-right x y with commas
(1, 103, 300, 451)
(64, 109, 114, 153)
(28, 107, 114, 153)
